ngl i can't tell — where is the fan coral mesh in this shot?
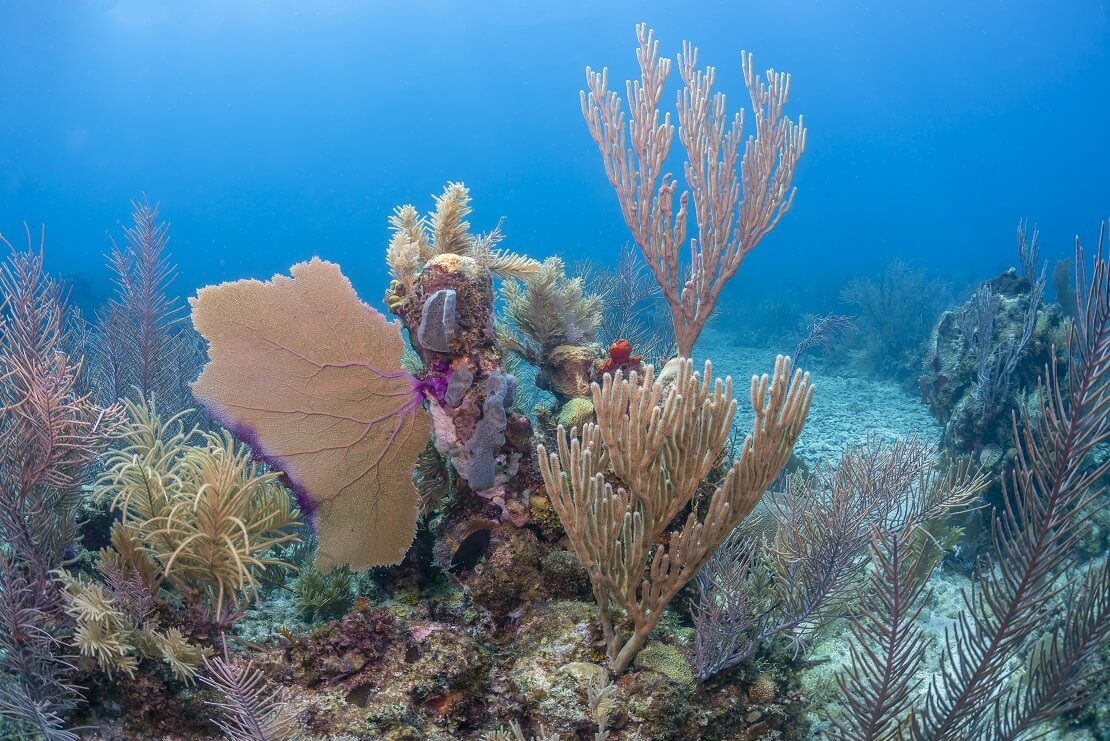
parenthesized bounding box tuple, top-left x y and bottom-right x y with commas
(189, 257, 432, 571)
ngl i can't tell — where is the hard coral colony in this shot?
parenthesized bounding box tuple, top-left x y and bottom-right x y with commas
(0, 21, 1108, 741)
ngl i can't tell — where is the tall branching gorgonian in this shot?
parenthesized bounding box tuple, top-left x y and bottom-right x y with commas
(0, 230, 117, 740)
(831, 226, 1110, 740)
(91, 198, 206, 418)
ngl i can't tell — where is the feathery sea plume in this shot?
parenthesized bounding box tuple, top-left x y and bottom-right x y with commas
(830, 225, 1110, 739)
(91, 198, 202, 417)
(386, 182, 538, 304)
(691, 435, 984, 680)
(99, 398, 302, 624)
(200, 637, 300, 741)
(0, 228, 117, 739)
(914, 227, 1110, 739)
(501, 256, 603, 363)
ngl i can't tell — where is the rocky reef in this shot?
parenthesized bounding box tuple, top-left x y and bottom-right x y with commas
(920, 258, 1067, 491)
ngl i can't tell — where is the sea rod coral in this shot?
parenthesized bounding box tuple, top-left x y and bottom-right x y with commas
(538, 355, 813, 672)
(582, 24, 806, 358)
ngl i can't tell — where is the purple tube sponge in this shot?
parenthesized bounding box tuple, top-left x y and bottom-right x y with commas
(464, 371, 516, 491)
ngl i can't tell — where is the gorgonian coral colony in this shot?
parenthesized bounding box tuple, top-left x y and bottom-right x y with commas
(1, 23, 1108, 741)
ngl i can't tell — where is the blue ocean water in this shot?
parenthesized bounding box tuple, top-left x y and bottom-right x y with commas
(3, 5, 1110, 739)
(1, 0, 1107, 313)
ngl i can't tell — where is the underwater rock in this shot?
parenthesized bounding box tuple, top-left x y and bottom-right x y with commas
(539, 549, 593, 600)
(463, 526, 545, 616)
(391, 252, 494, 363)
(389, 240, 534, 502)
(920, 267, 1065, 486)
(289, 603, 397, 686)
(506, 600, 609, 734)
(537, 343, 597, 401)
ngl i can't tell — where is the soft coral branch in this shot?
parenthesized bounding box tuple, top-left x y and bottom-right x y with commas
(0, 227, 119, 738)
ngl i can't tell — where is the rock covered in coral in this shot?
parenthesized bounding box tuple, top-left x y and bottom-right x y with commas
(285, 602, 397, 687)
(429, 369, 521, 492)
(633, 641, 696, 693)
(920, 266, 1065, 474)
(537, 343, 597, 401)
(395, 252, 496, 361)
(462, 526, 546, 616)
(385, 191, 536, 502)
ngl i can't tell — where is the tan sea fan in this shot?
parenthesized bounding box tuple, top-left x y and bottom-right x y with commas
(190, 257, 432, 571)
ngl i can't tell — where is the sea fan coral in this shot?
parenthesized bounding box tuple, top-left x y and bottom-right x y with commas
(190, 258, 432, 571)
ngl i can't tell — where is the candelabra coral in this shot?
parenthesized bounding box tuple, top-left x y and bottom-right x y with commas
(582, 25, 806, 358)
(538, 355, 813, 672)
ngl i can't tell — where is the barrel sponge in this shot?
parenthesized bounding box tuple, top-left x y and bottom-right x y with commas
(190, 257, 431, 572)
